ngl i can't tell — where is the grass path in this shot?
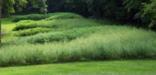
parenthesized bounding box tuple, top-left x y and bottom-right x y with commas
(0, 60, 156, 75)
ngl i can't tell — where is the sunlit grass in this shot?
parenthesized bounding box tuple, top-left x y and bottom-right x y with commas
(0, 60, 156, 75)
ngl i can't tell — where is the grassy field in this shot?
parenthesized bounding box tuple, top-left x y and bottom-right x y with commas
(0, 60, 156, 75)
(1, 12, 156, 67)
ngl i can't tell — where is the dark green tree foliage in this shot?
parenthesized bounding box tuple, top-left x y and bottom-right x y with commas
(143, 0, 156, 29)
(69, 0, 153, 28)
(2, 0, 156, 29)
(2, 0, 48, 16)
(30, 0, 48, 14)
(2, 0, 16, 16)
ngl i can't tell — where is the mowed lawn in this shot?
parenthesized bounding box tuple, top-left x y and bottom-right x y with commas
(0, 60, 156, 75)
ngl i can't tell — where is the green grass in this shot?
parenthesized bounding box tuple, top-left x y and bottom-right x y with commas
(1, 17, 14, 25)
(25, 27, 99, 43)
(13, 19, 99, 31)
(0, 60, 156, 75)
(45, 12, 83, 20)
(0, 29, 156, 66)
(12, 14, 51, 22)
(1, 12, 156, 67)
(13, 27, 52, 36)
(12, 12, 83, 22)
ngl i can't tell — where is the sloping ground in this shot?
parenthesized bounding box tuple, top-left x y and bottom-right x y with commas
(0, 60, 156, 75)
(1, 12, 156, 67)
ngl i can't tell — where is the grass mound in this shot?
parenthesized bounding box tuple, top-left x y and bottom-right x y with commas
(12, 12, 83, 22)
(12, 14, 52, 22)
(12, 20, 52, 31)
(13, 19, 99, 31)
(46, 12, 83, 20)
(1, 26, 156, 66)
(1, 12, 156, 67)
(13, 27, 52, 36)
(25, 27, 99, 43)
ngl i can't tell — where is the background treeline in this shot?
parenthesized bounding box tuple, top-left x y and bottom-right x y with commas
(1, 0, 156, 29)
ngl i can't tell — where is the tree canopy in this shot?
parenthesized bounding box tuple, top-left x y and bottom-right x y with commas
(1, 0, 156, 29)
(1, 0, 47, 16)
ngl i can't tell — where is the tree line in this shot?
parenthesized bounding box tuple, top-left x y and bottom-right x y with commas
(1, 0, 156, 29)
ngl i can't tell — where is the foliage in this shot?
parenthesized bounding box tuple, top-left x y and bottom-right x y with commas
(143, 0, 156, 29)
(1, 0, 48, 17)
(2, 0, 28, 16)
(2, 0, 156, 29)
(30, 0, 48, 14)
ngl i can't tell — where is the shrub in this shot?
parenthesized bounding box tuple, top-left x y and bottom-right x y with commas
(13, 27, 51, 36)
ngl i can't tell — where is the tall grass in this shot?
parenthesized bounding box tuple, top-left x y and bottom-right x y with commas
(46, 12, 83, 20)
(13, 19, 100, 31)
(12, 12, 83, 22)
(13, 27, 52, 36)
(0, 26, 156, 66)
(25, 27, 100, 43)
(1, 12, 156, 67)
(12, 14, 51, 22)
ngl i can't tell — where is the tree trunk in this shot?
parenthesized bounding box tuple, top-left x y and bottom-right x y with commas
(0, 0, 2, 46)
(40, 0, 48, 14)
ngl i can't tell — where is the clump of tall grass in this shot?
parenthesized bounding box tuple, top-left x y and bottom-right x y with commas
(13, 19, 100, 31)
(0, 28, 156, 66)
(12, 14, 51, 22)
(1, 12, 156, 67)
(13, 27, 52, 36)
(12, 12, 83, 22)
(25, 27, 99, 43)
(12, 20, 52, 31)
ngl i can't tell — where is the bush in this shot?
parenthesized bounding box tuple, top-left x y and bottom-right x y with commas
(13, 27, 51, 36)
(46, 12, 83, 20)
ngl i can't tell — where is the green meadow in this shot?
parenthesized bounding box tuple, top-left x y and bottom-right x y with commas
(0, 12, 156, 75)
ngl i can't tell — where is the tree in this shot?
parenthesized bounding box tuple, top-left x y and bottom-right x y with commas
(2, 0, 48, 16)
(0, 0, 2, 46)
(143, 0, 156, 29)
(2, 0, 28, 17)
(40, 0, 48, 14)
(30, 0, 48, 14)
(0, 0, 2, 45)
